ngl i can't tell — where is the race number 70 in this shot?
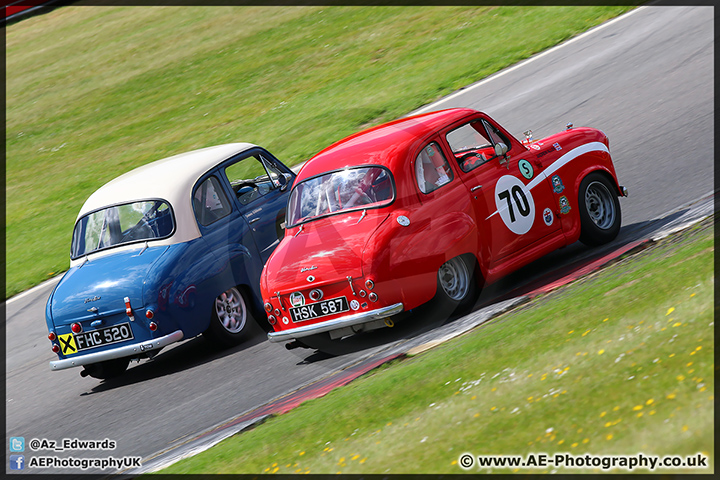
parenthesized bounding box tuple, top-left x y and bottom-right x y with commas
(494, 175, 535, 235)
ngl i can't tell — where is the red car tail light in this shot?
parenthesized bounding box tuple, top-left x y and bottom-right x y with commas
(71, 323, 82, 333)
(52, 344, 60, 353)
(124, 297, 134, 318)
(309, 289, 323, 301)
(264, 302, 273, 312)
(368, 292, 378, 302)
(365, 279, 375, 290)
(149, 322, 158, 331)
(48, 332, 56, 341)
(268, 315, 277, 325)
(146, 309, 155, 319)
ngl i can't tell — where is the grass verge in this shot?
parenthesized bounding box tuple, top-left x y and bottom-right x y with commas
(155, 216, 714, 474)
(5, 5, 635, 298)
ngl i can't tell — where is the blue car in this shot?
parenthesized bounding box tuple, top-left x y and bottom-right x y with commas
(45, 143, 295, 379)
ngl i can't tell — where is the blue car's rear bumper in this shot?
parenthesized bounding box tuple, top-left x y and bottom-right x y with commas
(49, 330, 184, 371)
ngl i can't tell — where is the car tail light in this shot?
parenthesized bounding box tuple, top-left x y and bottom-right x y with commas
(365, 279, 375, 290)
(268, 315, 277, 325)
(71, 322, 82, 333)
(124, 297, 134, 320)
(274, 309, 281, 316)
(309, 289, 323, 301)
(52, 344, 60, 353)
(368, 292, 378, 302)
(264, 302, 273, 312)
(48, 332, 56, 341)
(149, 322, 158, 331)
(146, 309, 154, 320)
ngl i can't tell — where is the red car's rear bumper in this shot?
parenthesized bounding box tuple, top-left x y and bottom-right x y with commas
(267, 303, 403, 342)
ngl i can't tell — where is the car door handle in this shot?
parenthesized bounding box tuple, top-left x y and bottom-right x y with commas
(471, 185, 483, 192)
(248, 217, 260, 224)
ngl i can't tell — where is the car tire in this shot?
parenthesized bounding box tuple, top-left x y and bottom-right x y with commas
(436, 254, 479, 315)
(203, 286, 251, 347)
(81, 358, 129, 380)
(578, 172, 621, 246)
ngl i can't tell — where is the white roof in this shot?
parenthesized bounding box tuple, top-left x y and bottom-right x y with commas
(71, 143, 257, 266)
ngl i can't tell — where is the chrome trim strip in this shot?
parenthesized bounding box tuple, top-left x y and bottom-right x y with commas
(49, 330, 184, 371)
(267, 303, 404, 342)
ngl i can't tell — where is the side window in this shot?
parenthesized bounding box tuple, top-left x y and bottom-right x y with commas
(446, 121, 495, 173)
(482, 119, 509, 148)
(225, 154, 282, 206)
(415, 142, 453, 194)
(193, 176, 232, 226)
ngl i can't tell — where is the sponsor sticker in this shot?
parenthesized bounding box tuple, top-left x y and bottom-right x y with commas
(289, 292, 305, 307)
(518, 159, 534, 180)
(543, 208, 554, 226)
(551, 174, 565, 193)
(559, 196, 571, 214)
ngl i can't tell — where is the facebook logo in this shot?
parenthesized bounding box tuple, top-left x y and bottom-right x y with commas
(9, 437, 25, 452)
(9, 455, 25, 470)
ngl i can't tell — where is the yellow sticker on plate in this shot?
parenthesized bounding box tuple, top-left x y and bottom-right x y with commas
(58, 333, 78, 355)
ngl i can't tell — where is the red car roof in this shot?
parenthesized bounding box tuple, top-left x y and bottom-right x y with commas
(297, 108, 478, 180)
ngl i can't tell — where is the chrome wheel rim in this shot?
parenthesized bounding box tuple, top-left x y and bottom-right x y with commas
(585, 181, 616, 230)
(214, 287, 246, 334)
(438, 257, 470, 301)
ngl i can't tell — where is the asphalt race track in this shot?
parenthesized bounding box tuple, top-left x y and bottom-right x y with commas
(5, 6, 714, 475)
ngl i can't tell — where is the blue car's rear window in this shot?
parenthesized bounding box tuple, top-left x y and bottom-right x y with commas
(71, 200, 175, 259)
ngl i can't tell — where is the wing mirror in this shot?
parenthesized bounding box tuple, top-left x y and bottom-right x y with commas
(494, 142, 510, 168)
(277, 172, 292, 191)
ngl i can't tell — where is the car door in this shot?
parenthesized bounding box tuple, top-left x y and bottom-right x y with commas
(221, 148, 295, 264)
(442, 116, 561, 265)
(191, 172, 261, 300)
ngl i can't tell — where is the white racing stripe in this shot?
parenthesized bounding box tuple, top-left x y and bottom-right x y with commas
(486, 141, 609, 220)
(526, 141, 609, 191)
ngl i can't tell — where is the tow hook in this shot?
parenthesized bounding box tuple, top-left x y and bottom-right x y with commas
(384, 318, 395, 328)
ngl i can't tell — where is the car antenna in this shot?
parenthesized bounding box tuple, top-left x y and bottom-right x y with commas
(357, 209, 367, 224)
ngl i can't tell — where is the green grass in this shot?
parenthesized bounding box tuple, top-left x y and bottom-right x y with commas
(5, 5, 635, 298)
(155, 216, 714, 474)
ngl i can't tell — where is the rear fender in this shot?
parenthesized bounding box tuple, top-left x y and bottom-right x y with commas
(366, 210, 478, 310)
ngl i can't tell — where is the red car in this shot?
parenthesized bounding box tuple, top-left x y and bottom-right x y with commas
(260, 108, 627, 349)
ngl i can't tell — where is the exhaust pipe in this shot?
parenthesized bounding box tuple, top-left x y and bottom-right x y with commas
(285, 340, 307, 350)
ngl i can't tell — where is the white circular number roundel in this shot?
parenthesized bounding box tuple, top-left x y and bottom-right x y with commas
(494, 175, 535, 235)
